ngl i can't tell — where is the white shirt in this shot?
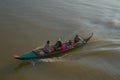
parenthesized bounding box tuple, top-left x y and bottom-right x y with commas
(43, 44, 51, 53)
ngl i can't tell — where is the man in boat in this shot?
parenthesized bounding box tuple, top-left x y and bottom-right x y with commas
(74, 35, 81, 43)
(43, 40, 54, 53)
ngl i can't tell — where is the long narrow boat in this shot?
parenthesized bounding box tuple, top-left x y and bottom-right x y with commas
(13, 33, 93, 60)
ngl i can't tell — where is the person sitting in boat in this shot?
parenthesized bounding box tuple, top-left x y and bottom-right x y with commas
(74, 35, 81, 43)
(54, 40, 67, 51)
(43, 40, 54, 53)
(60, 43, 67, 51)
(54, 41, 62, 50)
(69, 40, 74, 45)
(67, 40, 74, 48)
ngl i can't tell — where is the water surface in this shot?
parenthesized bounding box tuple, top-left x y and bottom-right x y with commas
(0, 0, 120, 80)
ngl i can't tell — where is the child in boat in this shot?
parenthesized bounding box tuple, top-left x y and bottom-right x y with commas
(69, 40, 74, 45)
(68, 40, 74, 48)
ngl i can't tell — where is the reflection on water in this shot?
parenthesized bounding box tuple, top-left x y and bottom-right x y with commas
(0, 0, 120, 80)
(15, 61, 30, 71)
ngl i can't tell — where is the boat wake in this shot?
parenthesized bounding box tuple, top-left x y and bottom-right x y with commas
(30, 54, 69, 66)
(38, 58, 62, 62)
(14, 57, 63, 71)
(26, 58, 61, 66)
(14, 54, 69, 71)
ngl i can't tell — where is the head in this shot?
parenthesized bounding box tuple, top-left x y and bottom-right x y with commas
(69, 40, 74, 45)
(47, 40, 50, 44)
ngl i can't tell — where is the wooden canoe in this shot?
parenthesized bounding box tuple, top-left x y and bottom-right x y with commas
(13, 33, 93, 60)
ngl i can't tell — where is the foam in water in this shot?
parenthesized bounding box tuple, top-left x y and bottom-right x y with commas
(28, 54, 69, 66)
